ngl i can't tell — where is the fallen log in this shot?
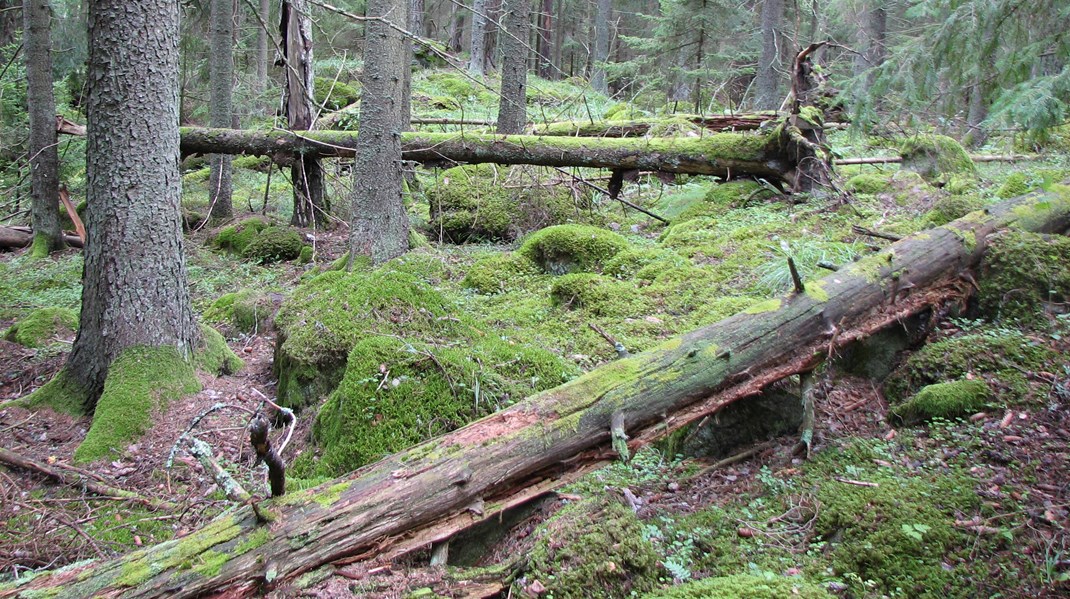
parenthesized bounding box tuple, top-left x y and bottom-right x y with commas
(0, 226, 83, 250)
(180, 127, 803, 188)
(835, 154, 1039, 166)
(7, 182, 1068, 598)
(531, 113, 778, 137)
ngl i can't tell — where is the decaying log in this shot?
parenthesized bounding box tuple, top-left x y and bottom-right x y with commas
(0, 226, 83, 249)
(835, 154, 1038, 166)
(180, 127, 807, 188)
(531, 113, 778, 137)
(7, 183, 1068, 598)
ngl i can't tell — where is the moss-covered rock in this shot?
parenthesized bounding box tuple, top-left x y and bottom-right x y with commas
(426, 164, 583, 243)
(603, 247, 687, 280)
(298, 245, 314, 264)
(884, 328, 1059, 405)
(195, 323, 244, 375)
(516, 497, 661, 598)
(4, 307, 78, 348)
(518, 224, 630, 275)
(845, 172, 893, 195)
(296, 329, 574, 477)
(978, 230, 1070, 326)
(550, 273, 646, 316)
(674, 180, 767, 222)
(642, 574, 833, 599)
(604, 102, 643, 121)
(925, 193, 985, 226)
(314, 77, 360, 110)
(75, 346, 201, 463)
(996, 172, 1034, 199)
(204, 289, 282, 334)
(891, 378, 991, 423)
(900, 134, 976, 182)
(241, 227, 304, 263)
(213, 217, 271, 253)
(461, 252, 539, 294)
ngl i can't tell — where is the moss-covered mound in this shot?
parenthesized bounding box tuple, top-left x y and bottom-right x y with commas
(75, 346, 202, 463)
(273, 269, 455, 409)
(296, 329, 574, 477)
(314, 77, 360, 110)
(603, 247, 688, 280)
(674, 180, 767, 222)
(213, 217, 271, 253)
(642, 574, 832, 599)
(518, 224, 630, 274)
(194, 324, 244, 375)
(891, 379, 991, 423)
(4, 307, 78, 348)
(550, 273, 646, 316)
(925, 193, 985, 226)
(978, 231, 1070, 326)
(461, 252, 539, 294)
(516, 497, 661, 598)
(900, 134, 976, 182)
(241, 227, 305, 263)
(204, 289, 283, 333)
(884, 328, 1059, 405)
(426, 164, 582, 243)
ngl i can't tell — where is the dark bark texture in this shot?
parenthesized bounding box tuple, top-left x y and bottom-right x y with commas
(468, 0, 487, 76)
(589, 0, 611, 93)
(0, 0, 18, 52)
(208, 0, 235, 220)
(495, 0, 530, 134)
(12, 185, 1070, 598)
(24, 0, 63, 255)
(281, 0, 326, 227)
(64, 0, 197, 404)
(535, 0, 553, 78)
(256, 0, 270, 95)
(348, 0, 410, 265)
(755, 0, 783, 110)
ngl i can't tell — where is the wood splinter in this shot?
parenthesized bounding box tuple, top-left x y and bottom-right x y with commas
(610, 411, 630, 462)
(248, 414, 286, 497)
(788, 256, 806, 294)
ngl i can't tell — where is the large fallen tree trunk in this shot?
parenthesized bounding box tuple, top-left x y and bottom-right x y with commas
(179, 126, 807, 188)
(530, 113, 778, 137)
(0, 226, 83, 250)
(9, 184, 1069, 598)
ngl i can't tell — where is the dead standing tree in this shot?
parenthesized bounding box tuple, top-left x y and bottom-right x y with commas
(280, 0, 326, 227)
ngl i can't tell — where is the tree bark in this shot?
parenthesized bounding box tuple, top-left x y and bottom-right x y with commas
(0, 226, 82, 249)
(754, 0, 783, 110)
(280, 0, 326, 227)
(447, 2, 465, 53)
(348, 0, 410, 266)
(531, 113, 777, 136)
(255, 0, 270, 104)
(481, 0, 500, 72)
(410, 0, 424, 40)
(208, 0, 235, 221)
(23, 0, 64, 257)
(63, 0, 197, 405)
(535, 0, 553, 79)
(495, 0, 530, 134)
(179, 126, 807, 187)
(0, 0, 18, 52)
(468, 0, 487, 76)
(12, 184, 1070, 598)
(589, 0, 610, 93)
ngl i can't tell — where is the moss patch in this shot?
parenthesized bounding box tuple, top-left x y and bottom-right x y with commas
(518, 224, 630, 275)
(642, 574, 833, 598)
(213, 217, 271, 253)
(674, 180, 767, 222)
(3, 307, 78, 348)
(925, 194, 985, 226)
(516, 497, 661, 598)
(996, 172, 1033, 199)
(899, 134, 976, 182)
(550, 273, 647, 316)
(845, 173, 893, 195)
(74, 346, 201, 463)
(603, 248, 687, 280)
(314, 77, 360, 110)
(891, 379, 991, 423)
(23, 369, 91, 416)
(242, 227, 304, 263)
(462, 253, 539, 294)
(203, 289, 281, 334)
(978, 230, 1070, 326)
(194, 323, 244, 375)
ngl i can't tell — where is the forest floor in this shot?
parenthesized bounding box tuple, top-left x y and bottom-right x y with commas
(3, 118, 1070, 596)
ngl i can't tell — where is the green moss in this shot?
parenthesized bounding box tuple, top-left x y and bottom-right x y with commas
(673, 181, 767, 222)
(195, 323, 244, 375)
(29, 233, 57, 259)
(517, 497, 661, 598)
(899, 134, 976, 182)
(978, 230, 1070, 326)
(242, 227, 304, 263)
(204, 289, 280, 334)
(891, 379, 991, 423)
(804, 280, 829, 302)
(944, 174, 979, 195)
(3, 307, 78, 348)
(462, 252, 539, 294)
(996, 172, 1033, 199)
(22, 369, 90, 415)
(298, 329, 575, 477)
(550, 273, 646, 316)
(604, 102, 642, 121)
(113, 513, 245, 588)
(314, 77, 360, 110)
(744, 298, 781, 314)
(213, 217, 270, 253)
(925, 194, 985, 226)
(603, 248, 687, 280)
(518, 224, 630, 275)
(312, 481, 350, 507)
(74, 346, 201, 463)
(884, 328, 1058, 405)
(845, 173, 893, 195)
(191, 550, 228, 577)
(642, 574, 832, 598)
(427, 164, 582, 243)
(298, 245, 314, 264)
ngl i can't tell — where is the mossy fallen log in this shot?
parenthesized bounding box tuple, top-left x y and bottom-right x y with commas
(530, 113, 777, 137)
(7, 184, 1069, 598)
(179, 126, 806, 188)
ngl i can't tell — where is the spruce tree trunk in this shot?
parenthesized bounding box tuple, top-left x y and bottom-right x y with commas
(208, 0, 234, 221)
(447, 3, 464, 53)
(754, 0, 783, 110)
(281, 0, 326, 227)
(535, 0, 553, 79)
(23, 0, 63, 257)
(496, 0, 530, 134)
(482, 0, 501, 71)
(64, 0, 197, 404)
(589, 0, 610, 93)
(468, 0, 487, 76)
(255, 0, 270, 100)
(348, 0, 410, 265)
(410, 0, 424, 38)
(0, 0, 19, 52)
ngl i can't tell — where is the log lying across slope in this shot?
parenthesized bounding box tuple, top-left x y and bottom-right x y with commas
(8, 185, 1070, 598)
(180, 126, 800, 187)
(530, 112, 778, 137)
